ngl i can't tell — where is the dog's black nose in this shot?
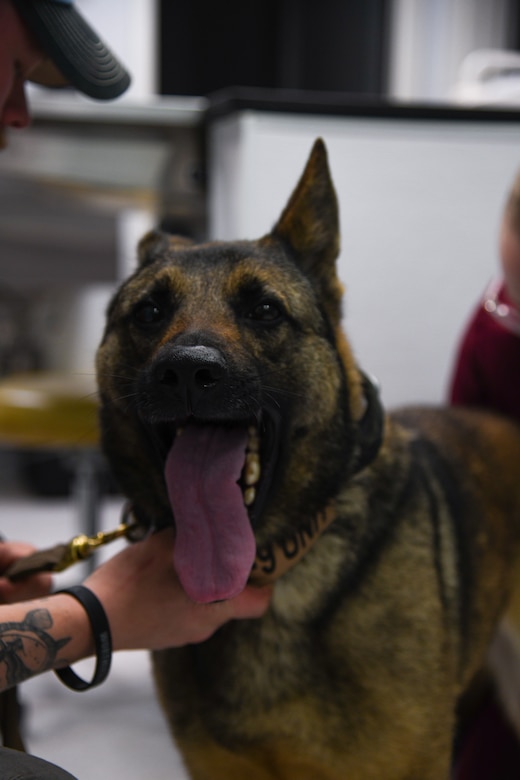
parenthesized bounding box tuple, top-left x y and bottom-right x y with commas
(154, 345, 226, 401)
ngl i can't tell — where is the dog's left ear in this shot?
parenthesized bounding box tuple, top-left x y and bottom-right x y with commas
(271, 138, 343, 324)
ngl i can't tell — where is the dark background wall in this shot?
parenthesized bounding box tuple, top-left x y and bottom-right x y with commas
(159, 0, 391, 97)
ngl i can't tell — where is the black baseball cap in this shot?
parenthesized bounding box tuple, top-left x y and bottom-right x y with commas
(11, 0, 131, 100)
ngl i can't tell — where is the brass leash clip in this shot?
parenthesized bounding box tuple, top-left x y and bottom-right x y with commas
(53, 523, 132, 572)
(4, 505, 144, 582)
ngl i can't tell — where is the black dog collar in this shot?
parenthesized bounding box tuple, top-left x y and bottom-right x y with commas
(249, 371, 384, 587)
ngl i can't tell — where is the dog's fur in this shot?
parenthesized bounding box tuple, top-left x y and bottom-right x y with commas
(96, 140, 520, 779)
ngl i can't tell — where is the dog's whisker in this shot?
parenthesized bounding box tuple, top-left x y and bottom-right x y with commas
(97, 370, 139, 382)
(260, 384, 306, 402)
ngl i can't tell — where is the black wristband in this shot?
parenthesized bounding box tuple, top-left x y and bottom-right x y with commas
(54, 585, 112, 691)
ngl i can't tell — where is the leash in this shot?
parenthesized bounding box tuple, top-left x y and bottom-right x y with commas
(4, 505, 144, 582)
(3, 503, 337, 588)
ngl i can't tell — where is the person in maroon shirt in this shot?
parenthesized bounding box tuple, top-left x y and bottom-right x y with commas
(449, 171, 520, 779)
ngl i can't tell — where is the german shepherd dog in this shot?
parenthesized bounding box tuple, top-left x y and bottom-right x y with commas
(96, 140, 520, 779)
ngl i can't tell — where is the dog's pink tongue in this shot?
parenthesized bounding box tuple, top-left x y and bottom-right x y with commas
(164, 424, 256, 603)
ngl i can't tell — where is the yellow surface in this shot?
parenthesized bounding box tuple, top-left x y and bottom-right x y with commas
(0, 372, 99, 448)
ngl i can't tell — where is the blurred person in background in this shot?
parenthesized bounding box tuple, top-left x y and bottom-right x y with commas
(449, 168, 520, 780)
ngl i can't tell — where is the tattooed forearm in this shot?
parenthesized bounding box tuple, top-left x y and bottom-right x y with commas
(0, 608, 70, 689)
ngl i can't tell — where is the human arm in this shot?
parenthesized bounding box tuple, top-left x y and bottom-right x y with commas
(0, 528, 271, 692)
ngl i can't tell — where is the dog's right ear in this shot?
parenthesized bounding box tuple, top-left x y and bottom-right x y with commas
(272, 139, 339, 264)
(137, 230, 193, 267)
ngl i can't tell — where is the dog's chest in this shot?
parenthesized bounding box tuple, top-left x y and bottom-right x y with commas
(154, 612, 349, 737)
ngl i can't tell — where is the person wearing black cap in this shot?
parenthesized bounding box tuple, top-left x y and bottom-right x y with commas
(11, 0, 131, 100)
(0, 2, 271, 777)
(0, 0, 130, 148)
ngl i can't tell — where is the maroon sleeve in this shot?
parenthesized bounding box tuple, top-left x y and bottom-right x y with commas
(448, 310, 484, 406)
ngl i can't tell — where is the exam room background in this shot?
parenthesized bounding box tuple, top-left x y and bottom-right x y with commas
(3, 0, 520, 423)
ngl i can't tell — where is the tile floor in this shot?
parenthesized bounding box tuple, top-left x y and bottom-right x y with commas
(0, 486, 190, 779)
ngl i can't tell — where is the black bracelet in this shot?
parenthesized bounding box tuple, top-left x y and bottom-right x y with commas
(54, 585, 112, 691)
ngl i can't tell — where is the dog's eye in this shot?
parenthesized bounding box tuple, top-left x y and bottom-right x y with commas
(248, 301, 282, 324)
(133, 301, 164, 327)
